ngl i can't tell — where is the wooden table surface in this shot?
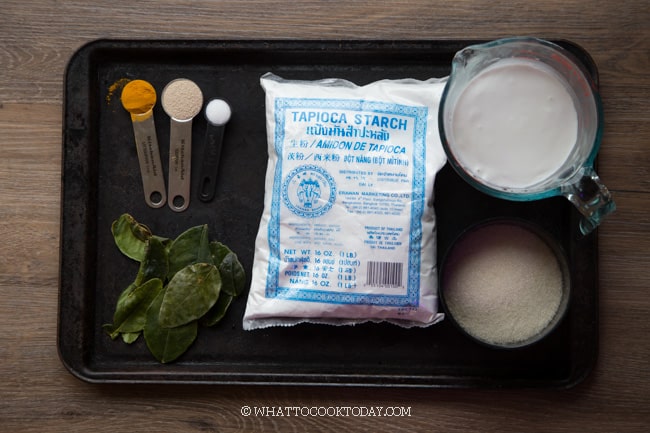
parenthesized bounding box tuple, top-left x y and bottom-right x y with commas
(1, 1, 648, 431)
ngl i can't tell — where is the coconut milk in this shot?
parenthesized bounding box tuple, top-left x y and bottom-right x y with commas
(450, 58, 578, 189)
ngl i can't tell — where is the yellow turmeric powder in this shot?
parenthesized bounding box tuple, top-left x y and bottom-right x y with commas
(106, 77, 130, 104)
(121, 79, 157, 119)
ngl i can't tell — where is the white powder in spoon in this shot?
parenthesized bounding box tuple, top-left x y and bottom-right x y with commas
(205, 99, 232, 125)
(442, 222, 566, 346)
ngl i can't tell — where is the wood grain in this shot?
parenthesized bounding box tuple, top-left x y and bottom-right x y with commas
(1, 0, 649, 432)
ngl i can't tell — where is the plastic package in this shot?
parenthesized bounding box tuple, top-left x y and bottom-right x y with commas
(242, 73, 447, 330)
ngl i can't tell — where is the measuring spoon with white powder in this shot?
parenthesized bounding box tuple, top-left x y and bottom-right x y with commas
(120, 79, 167, 208)
(161, 78, 203, 212)
(198, 99, 232, 202)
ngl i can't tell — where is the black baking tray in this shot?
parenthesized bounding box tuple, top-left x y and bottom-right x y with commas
(58, 39, 599, 387)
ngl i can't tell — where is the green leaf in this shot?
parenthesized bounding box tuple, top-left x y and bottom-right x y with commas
(159, 263, 221, 328)
(102, 323, 120, 340)
(218, 252, 246, 297)
(197, 225, 212, 264)
(135, 236, 169, 286)
(115, 282, 137, 311)
(121, 332, 140, 344)
(108, 236, 167, 337)
(111, 213, 153, 262)
(108, 278, 164, 339)
(106, 216, 246, 363)
(144, 289, 198, 363)
(167, 225, 211, 280)
(209, 241, 232, 266)
(200, 293, 233, 327)
(154, 235, 172, 252)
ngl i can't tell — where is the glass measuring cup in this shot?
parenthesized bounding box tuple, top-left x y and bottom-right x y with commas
(439, 37, 615, 235)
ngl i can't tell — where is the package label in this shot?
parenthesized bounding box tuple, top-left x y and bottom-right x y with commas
(266, 98, 429, 307)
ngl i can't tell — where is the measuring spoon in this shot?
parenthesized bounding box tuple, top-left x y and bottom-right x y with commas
(161, 78, 203, 212)
(120, 79, 167, 208)
(198, 98, 232, 202)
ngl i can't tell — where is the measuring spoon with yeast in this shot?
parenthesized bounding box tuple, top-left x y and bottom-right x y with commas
(161, 78, 203, 212)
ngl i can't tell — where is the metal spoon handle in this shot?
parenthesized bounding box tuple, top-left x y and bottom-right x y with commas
(167, 119, 193, 212)
(131, 115, 166, 208)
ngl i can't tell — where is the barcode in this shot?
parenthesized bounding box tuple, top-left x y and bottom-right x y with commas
(366, 261, 403, 288)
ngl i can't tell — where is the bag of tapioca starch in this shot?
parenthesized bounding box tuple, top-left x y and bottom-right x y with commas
(242, 73, 447, 330)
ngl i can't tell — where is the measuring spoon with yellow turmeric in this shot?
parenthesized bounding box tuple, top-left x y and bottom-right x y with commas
(120, 79, 167, 208)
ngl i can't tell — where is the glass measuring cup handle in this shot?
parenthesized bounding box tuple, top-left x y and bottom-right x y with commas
(561, 166, 616, 235)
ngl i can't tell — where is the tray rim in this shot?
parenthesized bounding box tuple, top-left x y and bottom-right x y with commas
(57, 38, 599, 388)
